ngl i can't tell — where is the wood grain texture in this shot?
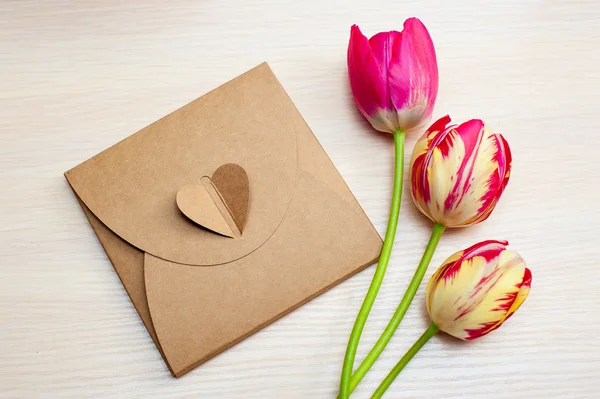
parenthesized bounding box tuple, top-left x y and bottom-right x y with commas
(1, 0, 599, 398)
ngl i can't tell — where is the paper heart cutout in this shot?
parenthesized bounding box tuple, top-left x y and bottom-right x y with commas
(176, 164, 249, 238)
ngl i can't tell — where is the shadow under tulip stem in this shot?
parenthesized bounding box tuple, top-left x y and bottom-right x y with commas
(371, 323, 439, 399)
(346, 222, 445, 395)
(338, 129, 405, 399)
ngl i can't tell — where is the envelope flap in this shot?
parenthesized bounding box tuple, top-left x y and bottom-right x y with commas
(65, 64, 298, 266)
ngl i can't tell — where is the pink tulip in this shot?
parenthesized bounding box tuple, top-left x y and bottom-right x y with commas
(347, 18, 439, 133)
(340, 19, 439, 399)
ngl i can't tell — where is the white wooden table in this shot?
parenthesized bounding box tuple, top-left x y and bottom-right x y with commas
(2, 1, 599, 398)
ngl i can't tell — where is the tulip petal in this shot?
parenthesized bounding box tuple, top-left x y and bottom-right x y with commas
(348, 25, 398, 132)
(426, 248, 462, 314)
(388, 18, 438, 131)
(368, 31, 402, 89)
(469, 128, 512, 224)
(426, 240, 508, 316)
(497, 133, 513, 196)
(491, 267, 531, 324)
(441, 240, 509, 282)
(409, 115, 452, 220)
(462, 262, 530, 340)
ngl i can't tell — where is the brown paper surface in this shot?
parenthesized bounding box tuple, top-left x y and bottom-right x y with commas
(65, 63, 382, 377)
(66, 65, 297, 266)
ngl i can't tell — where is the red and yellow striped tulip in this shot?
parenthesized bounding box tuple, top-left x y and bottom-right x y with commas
(409, 115, 512, 228)
(372, 241, 531, 398)
(426, 240, 532, 341)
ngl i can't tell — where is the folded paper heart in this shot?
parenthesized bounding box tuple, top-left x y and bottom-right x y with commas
(176, 163, 249, 238)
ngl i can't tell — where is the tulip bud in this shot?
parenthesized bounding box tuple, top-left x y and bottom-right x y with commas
(347, 18, 438, 134)
(426, 240, 532, 341)
(409, 115, 512, 228)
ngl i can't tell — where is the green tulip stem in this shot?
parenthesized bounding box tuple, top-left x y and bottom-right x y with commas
(338, 129, 405, 399)
(371, 322, 439, 399)
(347, 222, 445, 395)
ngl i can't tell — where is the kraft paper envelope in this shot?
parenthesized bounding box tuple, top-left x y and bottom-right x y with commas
(65, 63, 382, 377)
